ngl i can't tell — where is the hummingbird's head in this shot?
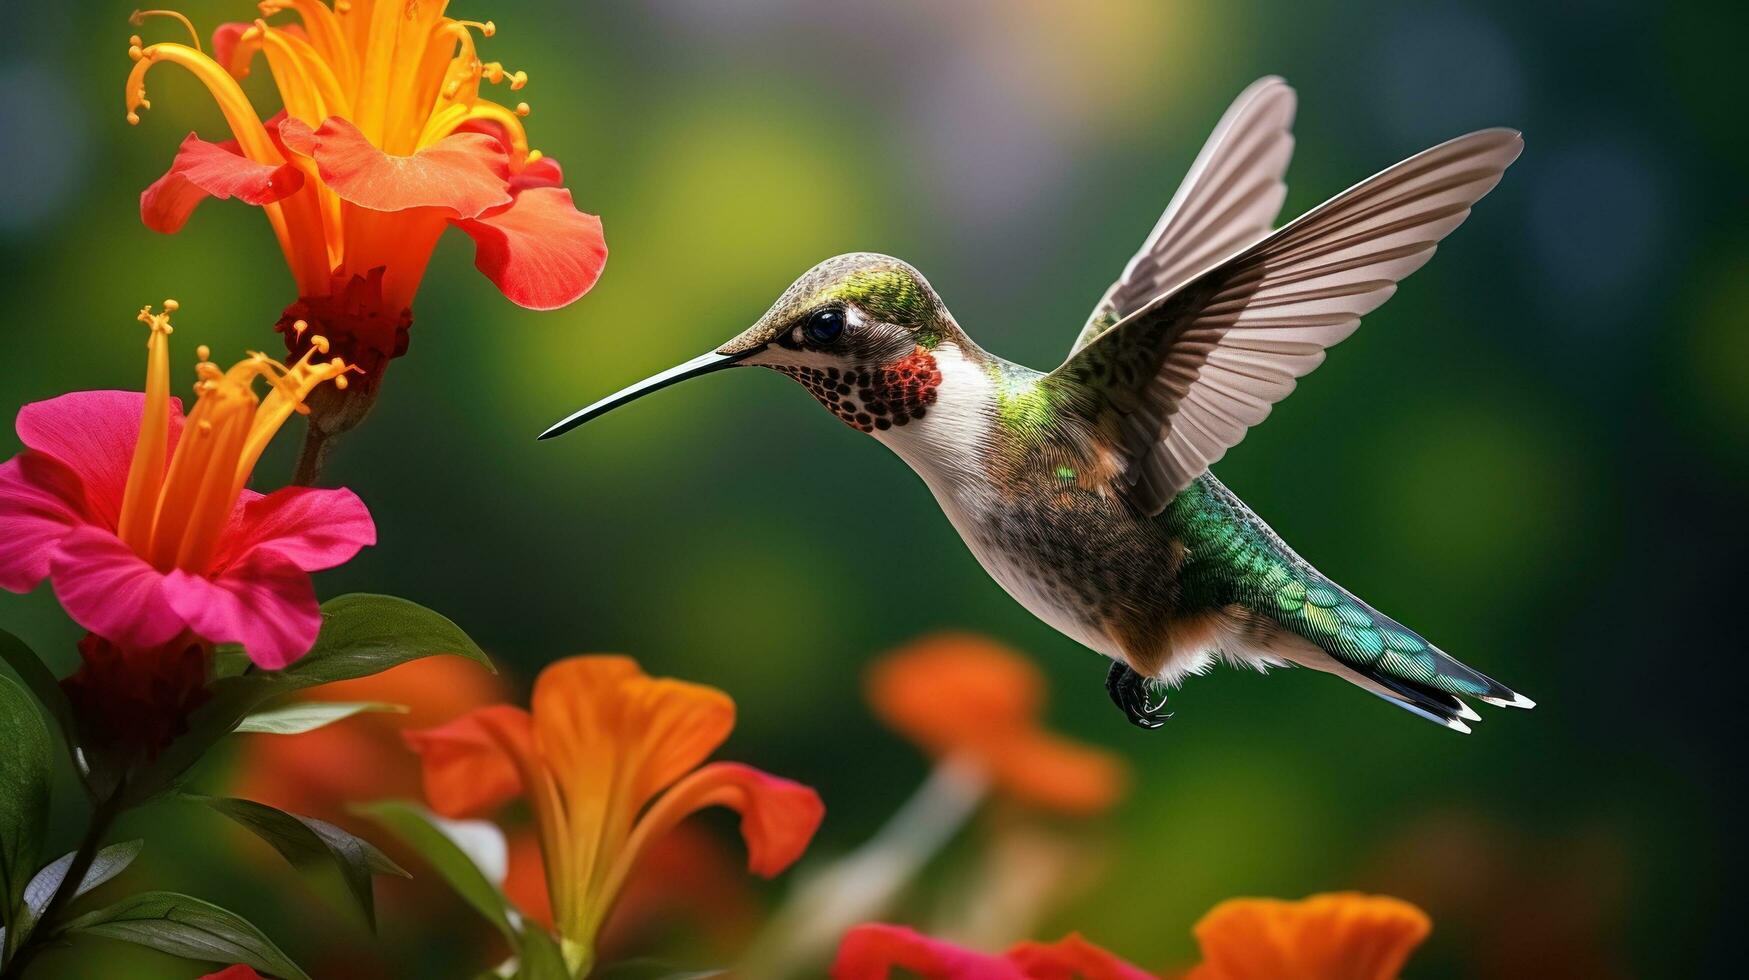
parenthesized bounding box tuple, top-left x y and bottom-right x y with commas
(540, 253, 969, 440)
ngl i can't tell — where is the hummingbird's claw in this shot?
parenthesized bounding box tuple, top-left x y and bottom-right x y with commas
(1105, 660, 1171, 730)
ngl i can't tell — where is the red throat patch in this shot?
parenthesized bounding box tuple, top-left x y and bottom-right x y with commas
(778, 347, 942, 432)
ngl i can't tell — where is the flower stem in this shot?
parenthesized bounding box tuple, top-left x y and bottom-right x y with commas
(0, 783, 128, 978)
(291, 419, 335, 486)
(736, 756, 989, 978)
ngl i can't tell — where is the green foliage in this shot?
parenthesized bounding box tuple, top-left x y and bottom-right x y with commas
(234, 701, 408, 735)
(516, 927, 571, 980)
(592, 961, 728, 980)
(61, 891, 311, 980)
(10, 840, 144, 949)
(276, 593, 495, 687)
(0, 628, 77, 764)
(190, 796, 407, 932)
(131, 593, 493, 803)
(354, 801, 518, 944)
(0, 673, 50, 963)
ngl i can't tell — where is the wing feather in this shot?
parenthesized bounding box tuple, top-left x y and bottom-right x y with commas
(1053, 127, 1523, 514)
(1070, 77, 1298, 353)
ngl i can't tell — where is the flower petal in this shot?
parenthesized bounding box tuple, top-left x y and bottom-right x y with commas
(867, 633, 1046, 752)
(199, 968, 265, 980)
(162, 549, 320, 669)
(831, 924, 1027, 980)
(867, 634, 1129, 814)
(0, 452, 89, 592)
(220, 485, 375, 573)
(141, 133, 305, 234)
(1186, 893, 1431, 980)
(984, 730, 1129, 817)
(17, 391, 183, 529)
(1005, 934, 1156, 980)
(280, 116, 511, 218)
(48, 526, 183, 648)
(630, 762, 824, 880)
(531, 656, 735, 812)
(512, 156, 566, 191)
(503, 825, 554, 930)
(455, 187, 606, 310)
(404, 705, 533, 819)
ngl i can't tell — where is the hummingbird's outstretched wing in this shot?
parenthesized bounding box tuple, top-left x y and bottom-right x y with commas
(1070, 77, 1297, 355)
(1050, 128, 1523, 516)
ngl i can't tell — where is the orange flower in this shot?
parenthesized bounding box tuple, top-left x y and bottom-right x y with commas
(124, 2, 607, 439)
(406, 656, 825, 975)
(867, 633, 1128, 815)
(1184, 894, 1432, 980)
(831, 894, 1431, 980)
(233, 654, 508, 821)
(503, 822, 764, 961)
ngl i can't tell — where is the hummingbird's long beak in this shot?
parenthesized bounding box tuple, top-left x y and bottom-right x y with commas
(537, 347, 762, 440)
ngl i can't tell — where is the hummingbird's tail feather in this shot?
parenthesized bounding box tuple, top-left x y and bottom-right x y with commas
(1255, 576, 1534, 731)
(1171, 477, 1533, 730)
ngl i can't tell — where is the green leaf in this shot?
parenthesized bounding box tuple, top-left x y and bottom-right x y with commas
(128, 594, 491, 803)
(281, 594, 494, 688)
(12, 840, 144, 946)
(354, 800, 516, 943)
(60, 891, 310, 980)
(0, 673, 51, 950)
(191, 797, 406, 932)
(0, 628, 76, 755)
(234, 701, 407, 735)
(211, 645, 251, 679)
(591, 962, 726, 980)
(515, 926, 571, 980)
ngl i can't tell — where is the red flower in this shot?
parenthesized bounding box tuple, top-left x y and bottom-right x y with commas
(0, 303, 373, 666)
(125, 5, 607, 435)
(832, 925, 1151, 980)
(61, 632, 209, 756)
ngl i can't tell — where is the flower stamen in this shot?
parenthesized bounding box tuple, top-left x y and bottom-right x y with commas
(113, 301, 352, 572)
(130, 8, 203, 52)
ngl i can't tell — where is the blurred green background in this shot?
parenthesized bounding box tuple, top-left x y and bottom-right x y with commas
(2, 0, 1743, 977)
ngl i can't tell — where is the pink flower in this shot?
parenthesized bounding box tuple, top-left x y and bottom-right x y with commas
(831, 925, 1153, 980)
(0, 302, 374, 667)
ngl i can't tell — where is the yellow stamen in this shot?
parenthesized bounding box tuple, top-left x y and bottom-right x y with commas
(252, 21, 352, 123)
(109, 301, 351, 573)
(130, 9, 202, 53)
(117, 303, 176, 552)
(127, 4, 551, 295)
(125, 43, 303, 262)
(258, 0, 359, 90)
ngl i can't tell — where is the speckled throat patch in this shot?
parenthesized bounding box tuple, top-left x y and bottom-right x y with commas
(776, 348, 943, 433)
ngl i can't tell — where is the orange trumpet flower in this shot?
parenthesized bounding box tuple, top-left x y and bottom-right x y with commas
(124, 2, 607, 449)
(406, 655, 825, 976)
(866, 633, 1128, 815)
(832, 893, 1432, 980)
(1183, 893, 1432, 980)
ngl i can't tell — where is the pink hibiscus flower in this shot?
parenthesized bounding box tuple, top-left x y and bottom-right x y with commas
(0, 302, 374, 668)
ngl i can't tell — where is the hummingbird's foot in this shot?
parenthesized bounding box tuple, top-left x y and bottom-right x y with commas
(1105, 660, 1171, 730)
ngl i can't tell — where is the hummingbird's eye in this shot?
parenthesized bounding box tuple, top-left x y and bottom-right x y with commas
(803, 307, 846, 346)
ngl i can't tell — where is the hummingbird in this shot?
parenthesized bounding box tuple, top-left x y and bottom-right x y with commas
(542, 77, 1534, 733)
